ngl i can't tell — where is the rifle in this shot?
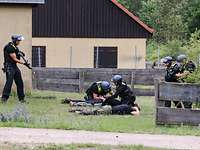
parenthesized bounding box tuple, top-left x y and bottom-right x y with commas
(18, 51, 32, 70)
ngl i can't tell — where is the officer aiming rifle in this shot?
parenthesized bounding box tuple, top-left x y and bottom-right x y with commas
(1, 35, 31, 103)
(17, 51, 32, 70)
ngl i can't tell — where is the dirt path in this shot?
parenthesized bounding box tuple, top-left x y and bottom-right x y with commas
(0, 128, 200, 150)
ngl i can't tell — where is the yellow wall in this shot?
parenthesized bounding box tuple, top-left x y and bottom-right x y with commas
(32, 38, 147, 69)
(0, 6, 32, 93)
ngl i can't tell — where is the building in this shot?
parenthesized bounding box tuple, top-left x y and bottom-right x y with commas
(32, 0, 154, 69)
(0, 0, 44, 92)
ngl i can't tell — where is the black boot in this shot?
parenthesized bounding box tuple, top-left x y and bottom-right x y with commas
(1, 97, 8, 103)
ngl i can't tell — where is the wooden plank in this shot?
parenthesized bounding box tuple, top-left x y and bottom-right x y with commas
(84, 72, 131, 83)
(37, 78, 79, 85)
(134, 88, 154, 96)
(33, 67, 165, 74)
(79, 72, 85, 93)
(35, 70, 79, 79)
(32, 71, 37, 89)
(37, 82, 79, 92)
(131, 72, 135, 90)
(159, 82, 200, 102)
(134, 73, 157, 85)
(156, 107, 200, 126)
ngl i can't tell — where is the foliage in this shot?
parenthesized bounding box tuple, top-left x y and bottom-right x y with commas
(116, 0, 144, 16)
(184, 30, 200, 64)
(182, 0, 200, 33)
(139, 0, 188, 42)
(184, 67, 200, 83)
(147, 40, 185, 61)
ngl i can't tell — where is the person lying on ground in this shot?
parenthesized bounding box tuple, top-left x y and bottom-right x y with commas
(68, 75, 140, 116)
(69, 104, 140, 116)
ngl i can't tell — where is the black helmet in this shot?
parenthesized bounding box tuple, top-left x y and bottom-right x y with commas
(161, 56, 173, 64)
(11, 35, 24, 42)
(100, 81, 111, 93)
(177, 54, 187, 62)
(111, 75, 122, 84)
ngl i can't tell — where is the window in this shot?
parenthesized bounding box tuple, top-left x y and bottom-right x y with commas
(94, 47, 118, 68)
(32, 46, 46, 67)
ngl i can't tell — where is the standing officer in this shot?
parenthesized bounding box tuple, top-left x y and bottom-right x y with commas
(1, 35, 28, 103)
(161, 56, 173, 107)
(185, 60, 196, 73)
(165, 54, 192, 108)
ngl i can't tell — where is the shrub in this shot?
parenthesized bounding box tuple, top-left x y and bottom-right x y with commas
(184, 67, 200, 83)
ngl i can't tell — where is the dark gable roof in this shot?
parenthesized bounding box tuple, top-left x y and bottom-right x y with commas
(33, 0, 154, 38)
(0, 0, 45, 4)
(111, 0, 154, 33)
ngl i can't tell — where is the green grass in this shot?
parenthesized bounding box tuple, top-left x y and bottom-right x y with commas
(0, 143, 170, 150)
(133, 84, 154, 89)
(0, 90, 200, 136)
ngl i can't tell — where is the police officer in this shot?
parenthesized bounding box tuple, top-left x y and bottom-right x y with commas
(165, 54, 192, 108)
(103, 75, 140, 115)
(68, 81, 112, 106)
(161, 56, 173, 107)
(1, 35, 28, 103)
(84, 81, 112, 104)
(185, 60, 196, 73)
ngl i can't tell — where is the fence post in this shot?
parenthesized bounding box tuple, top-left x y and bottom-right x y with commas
(154, 78, 160, 125)
(131, 72, 135, 90)
(32, 70, 37, 89)
(79, 71, 85, 93)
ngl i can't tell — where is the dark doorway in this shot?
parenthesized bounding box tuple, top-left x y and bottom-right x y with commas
(94, 47, 118, 68)
(32, 46, 46, 67)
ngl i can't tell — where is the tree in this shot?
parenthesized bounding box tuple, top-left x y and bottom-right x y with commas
(182, 0, 200, 34)
(139, 0, 188, 42)
(116, 0, 144, 16)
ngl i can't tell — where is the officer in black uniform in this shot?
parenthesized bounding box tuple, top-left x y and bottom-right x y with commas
(66, 81, 112, 106)
(84, 81, 112, 104)
(165, 54, 192, 108)
(185, 60, 196, 73)
(161, 56, 173, 107)
(103, 75, 140, 115)
(1, 35, 28, 103)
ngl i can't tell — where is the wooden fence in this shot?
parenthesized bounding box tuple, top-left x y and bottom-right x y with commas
(155, 79, 200, 126)
(32, 68, 165, 96)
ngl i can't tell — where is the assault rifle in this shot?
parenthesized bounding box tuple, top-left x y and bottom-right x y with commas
(2, 51, 32, 73)
(18, 51, 32, 70)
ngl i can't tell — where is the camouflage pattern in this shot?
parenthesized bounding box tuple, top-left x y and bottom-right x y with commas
(69, 105, 112, 115)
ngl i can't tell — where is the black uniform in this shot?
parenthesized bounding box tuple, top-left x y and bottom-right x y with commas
(185, 61, 196, 73)
(165, 62, 192, 108)
(1, 42, 25, 101)
(85, 81, 109, 104)
(103, 82, 136, 114)
(165, 63, 182, 82)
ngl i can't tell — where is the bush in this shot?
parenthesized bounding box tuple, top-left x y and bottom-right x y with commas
(184, 67, 200, 83)
(147, 39, 186, 62)
(184, 30, 200, 65)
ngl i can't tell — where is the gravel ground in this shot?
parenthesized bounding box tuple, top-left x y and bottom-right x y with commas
(0, 127, 200, 150)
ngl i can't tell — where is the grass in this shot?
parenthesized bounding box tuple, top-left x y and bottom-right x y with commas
(0, 143, 170, 150)
(0, 90, 200, 136)
(133, 84, 154, 89)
